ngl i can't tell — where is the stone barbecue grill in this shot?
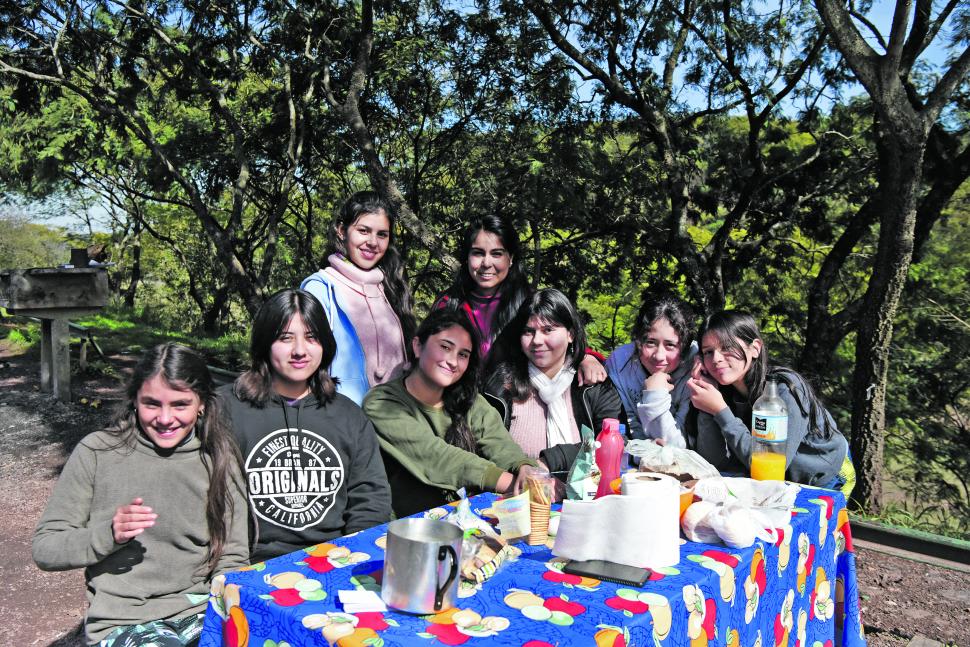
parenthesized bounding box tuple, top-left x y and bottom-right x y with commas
(1, 265, 109, 401)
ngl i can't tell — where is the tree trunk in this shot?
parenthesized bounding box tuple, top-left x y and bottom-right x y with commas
(849, 127, 926, 511)
(201, 283, 231, 335)
(123, 220, 142, 308)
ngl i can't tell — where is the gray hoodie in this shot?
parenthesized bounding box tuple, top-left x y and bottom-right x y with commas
(220, 384, 391, 562)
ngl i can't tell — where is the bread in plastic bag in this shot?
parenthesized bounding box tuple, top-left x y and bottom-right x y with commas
(626, 439, 721, 481)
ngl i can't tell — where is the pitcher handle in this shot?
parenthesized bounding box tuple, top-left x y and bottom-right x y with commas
(434, 545, 458, 612)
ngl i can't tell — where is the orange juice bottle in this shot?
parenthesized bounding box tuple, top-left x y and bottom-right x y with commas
(751, 377, 787, 481)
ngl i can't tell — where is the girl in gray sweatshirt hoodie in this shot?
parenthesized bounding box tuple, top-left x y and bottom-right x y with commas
(33, 344, 248, 646)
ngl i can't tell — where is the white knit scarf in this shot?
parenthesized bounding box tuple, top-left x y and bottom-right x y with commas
(529, 363, 577, 448)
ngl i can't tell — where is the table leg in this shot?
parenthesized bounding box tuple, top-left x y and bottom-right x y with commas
(50, 319, 71, 402)
(40, 318, 53, 391)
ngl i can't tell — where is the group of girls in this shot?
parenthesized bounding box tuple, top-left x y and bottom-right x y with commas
(34, 190, 851, 646)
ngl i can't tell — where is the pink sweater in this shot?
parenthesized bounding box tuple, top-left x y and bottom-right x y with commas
(324, 255, 407, 387)
(508, 390, 581, 459)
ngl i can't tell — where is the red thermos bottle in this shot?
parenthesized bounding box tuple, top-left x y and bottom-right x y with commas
(594, 418, 624, 498)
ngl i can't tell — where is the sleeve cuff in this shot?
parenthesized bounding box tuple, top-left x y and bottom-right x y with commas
(713, 406, 736, 428)
(481, 465, 506, 491)
(92, 518, 121, 559)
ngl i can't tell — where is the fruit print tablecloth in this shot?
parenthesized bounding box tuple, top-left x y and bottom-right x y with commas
(201, 487, 865, 647)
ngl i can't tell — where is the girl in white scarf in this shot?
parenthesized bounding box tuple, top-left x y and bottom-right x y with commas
(486, 289, 623, 461)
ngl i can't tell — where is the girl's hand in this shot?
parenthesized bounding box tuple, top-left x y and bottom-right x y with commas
(577, 353, 607, 386)
(112, 497, 157, 544)
(496, 472, 515, 495)
(512, 464, 542, 495)
(644, 370, 673, 392)
(690, 358, 717, 386)
(687, 376, 727, 415)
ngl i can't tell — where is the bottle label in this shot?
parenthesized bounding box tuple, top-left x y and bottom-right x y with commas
(752, 414, 787, 442)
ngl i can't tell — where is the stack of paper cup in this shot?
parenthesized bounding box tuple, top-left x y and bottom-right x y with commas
(527, 475, 554, 545)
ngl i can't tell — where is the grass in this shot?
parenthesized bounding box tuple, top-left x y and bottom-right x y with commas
(3, 307, 249, 371)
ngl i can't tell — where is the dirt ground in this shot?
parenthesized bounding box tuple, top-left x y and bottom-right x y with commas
(1, 331, 968, 647)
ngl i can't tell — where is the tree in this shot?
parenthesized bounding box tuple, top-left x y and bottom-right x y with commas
(0, 1, 366, 315)
(812, 0, 970, 510)
(501, 0, 837, 313)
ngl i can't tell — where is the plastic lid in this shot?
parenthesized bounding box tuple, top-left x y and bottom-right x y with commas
(601, 418, 620, 433)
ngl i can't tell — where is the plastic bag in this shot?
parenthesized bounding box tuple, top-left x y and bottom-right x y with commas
(566, 425, 598, 500)
(626, 439, 721, 481)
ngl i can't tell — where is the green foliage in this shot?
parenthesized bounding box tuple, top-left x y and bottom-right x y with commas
(0, 212, 70, 268)
(2, 325, 36, 349)
(1, 0, 967, 536)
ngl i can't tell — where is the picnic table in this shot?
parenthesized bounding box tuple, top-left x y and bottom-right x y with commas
(201, 487, 865, 646)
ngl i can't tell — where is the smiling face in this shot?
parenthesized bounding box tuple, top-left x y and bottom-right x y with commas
(412, 325, 473, 391)
(339, 210, 391, 271)
(700, 331, 760, 389)
(270, 314, 324, 399)
(521, 315, 574, 378)
(466, 229, 512, 296)
(637, 317, 683, 375)
(136, 374, 203, 449)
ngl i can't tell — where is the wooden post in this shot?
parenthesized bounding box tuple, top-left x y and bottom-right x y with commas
(50, 318, 71, 402)
(40, 318, 53, 391)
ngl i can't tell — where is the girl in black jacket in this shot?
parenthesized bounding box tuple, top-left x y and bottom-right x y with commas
(484, 288, 625, 476)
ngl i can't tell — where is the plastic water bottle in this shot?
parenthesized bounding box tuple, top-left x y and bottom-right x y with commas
(595, 418, 625, 498)
(750, 377, 788, 481)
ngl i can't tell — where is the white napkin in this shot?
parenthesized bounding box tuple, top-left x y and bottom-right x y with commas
(338, 589, 387, 613)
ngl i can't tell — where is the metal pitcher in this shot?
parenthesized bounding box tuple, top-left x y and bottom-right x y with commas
(380, 517, 462, 614)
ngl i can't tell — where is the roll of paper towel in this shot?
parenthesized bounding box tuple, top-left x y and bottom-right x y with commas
(552, 472, 680, 569)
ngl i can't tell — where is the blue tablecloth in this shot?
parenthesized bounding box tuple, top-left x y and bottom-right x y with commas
(201, 487, 865, 646)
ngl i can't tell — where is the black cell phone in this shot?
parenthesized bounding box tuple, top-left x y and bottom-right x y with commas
(562, 559, 650, 587)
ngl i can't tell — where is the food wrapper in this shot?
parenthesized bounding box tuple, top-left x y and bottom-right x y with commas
(448, 496, 522, 585)
(490, 490, 531, 539)
(566, 425, 598, 500)
(459, 530, 521, 584)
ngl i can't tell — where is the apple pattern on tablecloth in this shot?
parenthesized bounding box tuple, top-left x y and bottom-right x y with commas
(503, 588, 587, 627)
(773, 589, 795, 647)
(795, 532, 816, 595)
(687, 549, 739, 604)
(540, 557, 601, 591)
(418, 607, 511, 644)
(775, 523, 794, 576)
(809, 567, 835, 622)
(808, 495, 835, 548)
(834, 507, 853, 555)
(683, 584, 717, 646)
(295, 542, 370, 573)
(744, 546, 768, 623)
(302, 610, 396, 647)
(604, 590, 672, 646)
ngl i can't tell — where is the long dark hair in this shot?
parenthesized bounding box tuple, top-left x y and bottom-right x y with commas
(491, 288, 587, 401)
(234, 288, 338, 406)
(322, 191, 416, 341)
(631, 291, 696, 361)
(437, 215, 531, 348)
(114, 343, 242, 571)
(411, 309, 481, 453)
(698, 310, 837, 440)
